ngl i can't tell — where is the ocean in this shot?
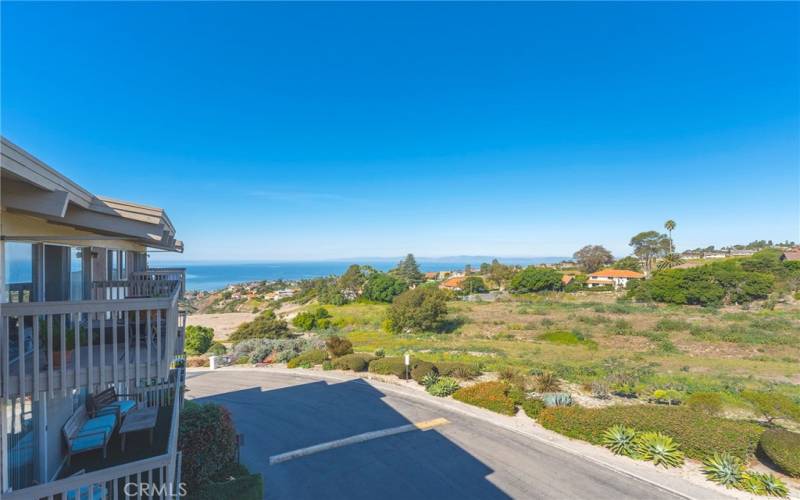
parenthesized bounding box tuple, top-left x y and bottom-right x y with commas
(158, 258, 569, 292)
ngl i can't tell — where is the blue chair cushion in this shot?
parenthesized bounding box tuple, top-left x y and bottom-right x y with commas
(81, 414, 117, 433)
(66, 484, 106, 500)
(97, 400, 136, 417)
(70, 433, 106, 452)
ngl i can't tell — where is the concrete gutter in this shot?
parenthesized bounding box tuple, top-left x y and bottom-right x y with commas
(188, 366, 798, 500)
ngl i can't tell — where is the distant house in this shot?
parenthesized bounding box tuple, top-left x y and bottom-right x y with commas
(586, 269, 644, 289)
(780, 250, 800, 262)
(729, 249, 757, 257)
(424, 271, 439, 281)
(441, 276, 466, 291)
(561, 274, 574, 286)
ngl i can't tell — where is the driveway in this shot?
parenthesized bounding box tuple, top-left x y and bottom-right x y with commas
(184, 369, 702, 500)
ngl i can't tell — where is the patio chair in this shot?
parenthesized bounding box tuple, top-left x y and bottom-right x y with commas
(87, 386, 137, 419)
(63, 407, 116, 465)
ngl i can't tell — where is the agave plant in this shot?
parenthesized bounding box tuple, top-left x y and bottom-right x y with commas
(738, 472, 766, 495)
(701, 453, 744, 488)
(421, 372, 440, 388)
(742, 472, 789, 498)
(601, 425, 638, 457)
(542, 392, 573, 407)
(634, 432, 684, 468)
(427, 377, 460, 397)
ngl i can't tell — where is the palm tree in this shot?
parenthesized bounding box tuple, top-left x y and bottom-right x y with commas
(657, 252, 684, 271)
(664, 220, 677, 253)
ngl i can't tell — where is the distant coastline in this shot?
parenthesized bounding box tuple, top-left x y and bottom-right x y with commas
(157, 257, 570, 292)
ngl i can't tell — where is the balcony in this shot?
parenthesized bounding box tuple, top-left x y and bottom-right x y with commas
(2, 370, 184, 500)
(1, 272, 186, 401)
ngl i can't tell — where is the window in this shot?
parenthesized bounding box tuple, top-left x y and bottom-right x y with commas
(4, 242, 34, 303)
(70, 247, 83, 300)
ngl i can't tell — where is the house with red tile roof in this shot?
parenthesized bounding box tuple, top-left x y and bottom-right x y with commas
(780, 250, 800, 262)
(440, 276, 467, 291)
(586, 269, 645, 289)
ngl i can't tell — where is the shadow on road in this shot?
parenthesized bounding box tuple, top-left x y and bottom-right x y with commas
(188, 372, 510, 500)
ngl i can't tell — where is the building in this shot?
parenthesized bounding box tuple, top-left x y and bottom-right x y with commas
(561, 274, 574, 286)
(1, 138, 186, 498)
(585, 269, 645, 289)
(780, 250, 800, 262)
(424, 272, 438, 281)
(440, 276, 466, 291)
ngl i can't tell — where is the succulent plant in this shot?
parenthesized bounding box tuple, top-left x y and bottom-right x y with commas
(601, 425, 638, 457)
(542, 392, 573, 407)
(701, 452, 744, 488)
(534, 371, 561, 393)
(427, 377, 460, 397)
(742, 472, 789, 498)
(421, 372, 440, 388)
(634, 432, 684, 468)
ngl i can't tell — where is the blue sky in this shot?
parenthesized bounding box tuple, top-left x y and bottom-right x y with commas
(2, 2, 798, 261)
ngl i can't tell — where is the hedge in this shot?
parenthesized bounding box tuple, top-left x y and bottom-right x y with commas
(537, 405, 763, 460)
(410, 361, 437, 384)
(286, 349, 328, 368)
(452, 381, 516, 415)
(368, 357, 408, 378)
(435, 362, 482, 378)
(331, 353, 375, 372)
(191, 473, 264, 500)
(179, 402, 238, 492)
(760, 428, 800, 477)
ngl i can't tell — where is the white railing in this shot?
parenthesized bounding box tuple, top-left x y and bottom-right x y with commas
(2, 372, 184, 500)
(0, 280, 181, 401)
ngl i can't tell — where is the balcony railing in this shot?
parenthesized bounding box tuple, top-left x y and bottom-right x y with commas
(131, 267, 186, 299)
(1, 278, 183, 401)
(2, 370, 184, 500)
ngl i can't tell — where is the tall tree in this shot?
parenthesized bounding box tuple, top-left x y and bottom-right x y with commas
(612, 256, 642, 272)
(629, 231, 670, 275)
(394, 253, 424, 285)
(572, 245, 614, 273)
(664, 220, 677, 253)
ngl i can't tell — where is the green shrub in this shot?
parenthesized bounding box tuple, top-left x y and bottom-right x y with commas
(322, 360, 333, 370)
(741, 390, 800, 424)
(286, 349, 328, 368)
(387, 286, 449, 333)
(179, 402, 238, 492)
(411, 361, 438, 384)
(427, 377, 460, 397)
(207, 342, 227, 356)
(292, 312, 317, 330)
(521, 398, 546, 419)
(452, 381, 516, 415)
(601, 425, 638, 457)
(368, 356, 407, 378)
(686, 392, 724, 416)
(759, 429, 800, 478)
(509, 267, 563, 293)
(702, 452, 745, 488)
(435, 362, 481, 379)
(537, 405, 763, 460)
(325, 335, 353, 357)
(539, 330, 596, 349)
(185, 325, 215, 355)
(229, 311, 291, 342)
(331, 353, 374, 372)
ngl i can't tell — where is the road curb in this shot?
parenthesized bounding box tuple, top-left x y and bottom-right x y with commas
(187, 367, 747, 500)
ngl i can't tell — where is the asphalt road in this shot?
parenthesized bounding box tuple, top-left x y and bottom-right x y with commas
(186, 370, 683, 500)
